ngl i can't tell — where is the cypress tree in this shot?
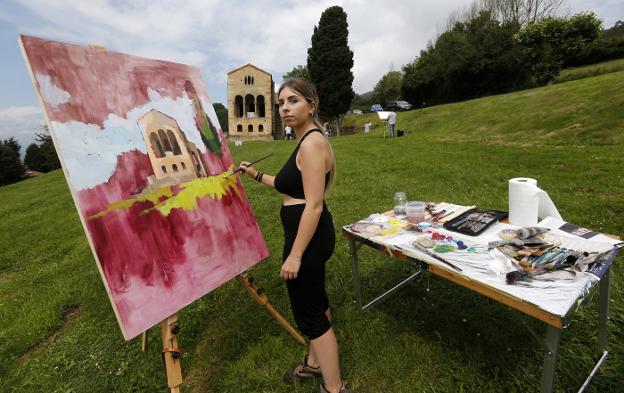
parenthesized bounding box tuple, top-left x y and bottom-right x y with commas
(307, 6, 354, 124)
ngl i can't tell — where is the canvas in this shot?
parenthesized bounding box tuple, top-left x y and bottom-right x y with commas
(20, 35, 269, 340)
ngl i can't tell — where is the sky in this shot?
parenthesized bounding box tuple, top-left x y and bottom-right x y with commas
(0, 0, 621, 154)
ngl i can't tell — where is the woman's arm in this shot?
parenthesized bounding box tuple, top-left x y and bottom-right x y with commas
(238, 162, 275, 188)
(280, 134, 329, 279)
(257, 174, 275, 188)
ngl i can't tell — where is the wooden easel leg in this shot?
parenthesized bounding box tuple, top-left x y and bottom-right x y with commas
(161, 314, 183, 393)
(236, 273, 307, 346)
(142, 331, 148, 352)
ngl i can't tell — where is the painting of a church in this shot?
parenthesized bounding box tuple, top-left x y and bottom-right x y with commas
(138, 109, 208, 188)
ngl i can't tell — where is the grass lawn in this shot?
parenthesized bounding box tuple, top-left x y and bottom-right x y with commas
(1, 71, 623, 392)
(554, 58, 624, 84)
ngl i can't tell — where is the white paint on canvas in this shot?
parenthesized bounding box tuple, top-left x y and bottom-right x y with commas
(52, 88, 218, 190)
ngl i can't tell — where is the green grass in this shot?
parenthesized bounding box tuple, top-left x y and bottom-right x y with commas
(554, 58, 624, 84)
(1, 71, 623, 392)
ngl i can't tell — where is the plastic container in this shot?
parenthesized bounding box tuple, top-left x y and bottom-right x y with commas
(393, 192, 407, 219)
(406, 201, 426, 224)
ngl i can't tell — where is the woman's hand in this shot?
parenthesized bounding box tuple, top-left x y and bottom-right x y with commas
(238, 161, 258, 179)
(280, 254, 302, 280)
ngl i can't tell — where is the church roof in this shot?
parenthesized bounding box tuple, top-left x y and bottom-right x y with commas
(227, 63, 272, 77)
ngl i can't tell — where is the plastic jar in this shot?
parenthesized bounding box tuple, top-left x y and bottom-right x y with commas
(406, 201, 426, 224)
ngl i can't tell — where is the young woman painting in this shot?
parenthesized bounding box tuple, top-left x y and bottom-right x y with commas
(238, 78, 350, 393)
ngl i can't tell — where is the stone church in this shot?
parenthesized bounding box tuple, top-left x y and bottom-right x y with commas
(227, 64, 283, 141)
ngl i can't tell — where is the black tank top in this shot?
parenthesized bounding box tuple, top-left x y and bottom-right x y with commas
(274, 129, 331, 199)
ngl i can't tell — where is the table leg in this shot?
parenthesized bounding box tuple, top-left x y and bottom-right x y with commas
(541, 325, 562, 393)
(577, 269, 611, 393)
(348, 238, 363, 309)
(598, 269, 610, 353)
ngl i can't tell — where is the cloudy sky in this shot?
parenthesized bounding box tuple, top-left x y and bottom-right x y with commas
(0, 0, 621, 153)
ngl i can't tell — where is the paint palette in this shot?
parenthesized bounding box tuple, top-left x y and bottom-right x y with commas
(443, 209, 508, 236)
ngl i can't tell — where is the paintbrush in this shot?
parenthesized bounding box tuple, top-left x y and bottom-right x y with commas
(408, 242, 463, 272)
(226, 153, 273, 177)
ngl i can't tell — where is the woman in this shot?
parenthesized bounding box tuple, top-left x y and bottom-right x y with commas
(238, 78, 350, 393)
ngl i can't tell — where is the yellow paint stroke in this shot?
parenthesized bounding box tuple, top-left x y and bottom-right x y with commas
(88, 165, 242, 219)
(153, 168, 241, 215)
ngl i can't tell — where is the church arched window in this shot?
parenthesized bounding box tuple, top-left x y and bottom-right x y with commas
(235, 95, 243, 117)
(167, 130, 182, 155)
(150, 132, 164, 158)
(158, 129, 173, 154)
(257, 95, 265, 117)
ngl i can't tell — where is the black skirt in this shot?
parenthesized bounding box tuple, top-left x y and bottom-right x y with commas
(280, 203, 335, 339)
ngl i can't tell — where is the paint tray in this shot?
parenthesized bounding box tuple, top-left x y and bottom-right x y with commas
(443, 208, 508, 236)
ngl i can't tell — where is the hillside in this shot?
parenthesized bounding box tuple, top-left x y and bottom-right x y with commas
(1, 71, 622, 392)
(343, 69, 624, 147)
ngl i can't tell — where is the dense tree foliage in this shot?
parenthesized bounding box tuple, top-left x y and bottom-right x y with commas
(401, 10, 605, 107)
(307, 6, 354, 121)
(24, 143, 46, 171)
(0, 139, 25, 186)
(3, 137, 21, 157)
(402, 11, 529, 107)
(24, 131, 61, 173)
(282, 65, 310, 81)
(212, 103, 228, 134)
(516, 12, 602, 83)
(372, 71, 402, 106)
(573, 20, 624, 66)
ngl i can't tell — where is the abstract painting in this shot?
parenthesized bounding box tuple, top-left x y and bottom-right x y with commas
(20, 35, 269, 340)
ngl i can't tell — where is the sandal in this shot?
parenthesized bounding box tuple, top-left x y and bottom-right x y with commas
(283, 354, 323, 384)
(320, 380, 352, 393)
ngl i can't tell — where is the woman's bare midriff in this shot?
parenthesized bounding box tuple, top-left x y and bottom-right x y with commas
(282, 196, 307, 206)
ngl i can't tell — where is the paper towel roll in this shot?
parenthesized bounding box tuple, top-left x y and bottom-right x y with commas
(508, 178, 562, 226)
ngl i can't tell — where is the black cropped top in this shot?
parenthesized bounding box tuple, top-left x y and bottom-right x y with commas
(274, 129, 331, 199)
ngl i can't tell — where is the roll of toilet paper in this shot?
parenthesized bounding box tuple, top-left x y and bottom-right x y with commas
(508, 178, 562, 226)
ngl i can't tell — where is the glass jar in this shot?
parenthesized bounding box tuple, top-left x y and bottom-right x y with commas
(393, 192, 407, 218)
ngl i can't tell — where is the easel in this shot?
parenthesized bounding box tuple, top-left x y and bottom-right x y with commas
(143, 272, 306, 392)
(377, 111, 390, 139)
(159, 315, 183, 393)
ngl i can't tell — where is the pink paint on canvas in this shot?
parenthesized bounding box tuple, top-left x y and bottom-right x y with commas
(20, 35, 269, 340)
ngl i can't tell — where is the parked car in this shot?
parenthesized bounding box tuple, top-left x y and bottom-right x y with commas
(351, 109, 364, 115)
(386, 100, 412, 111)
(370, 104, 383, 112)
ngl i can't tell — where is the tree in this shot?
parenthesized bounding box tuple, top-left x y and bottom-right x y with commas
(307, 5, 354, 130)
(212, 103, 228, 134)
(402, 11, 530, 106)
(447, 0, 567, 28)
(0, 141, 25, 186)
(372, 71, 402, 106)
(486, 0, 567, 25)
(282, 65, 310, 81)
(35, 129, 61, 172)
(517, 12, 602, 83)
(3, 137, 21, 157)
(573, 20, 624, 66)
(24, 143, 46, 171)
(603, 20, 624, 38)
